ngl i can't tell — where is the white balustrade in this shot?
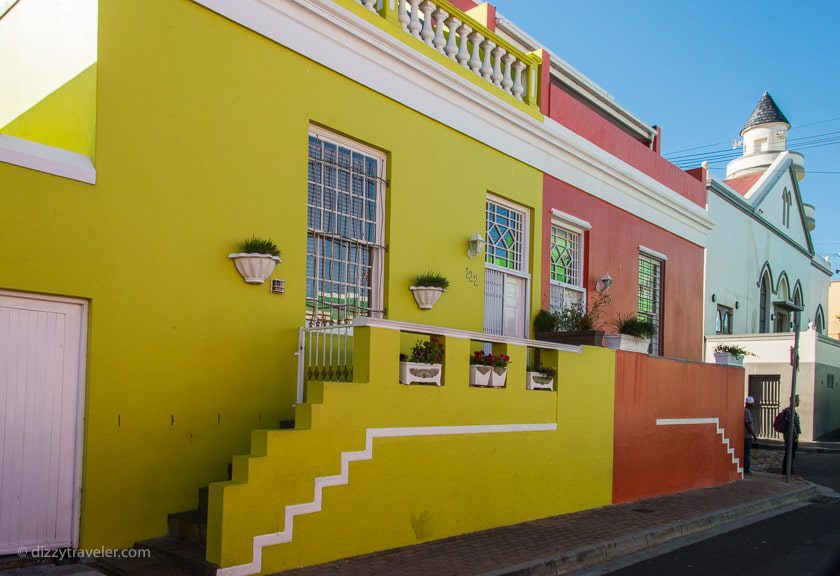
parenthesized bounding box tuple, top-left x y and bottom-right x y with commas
(355, 0, 537, 104)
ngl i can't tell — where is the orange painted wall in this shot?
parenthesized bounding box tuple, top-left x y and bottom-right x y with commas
(612, 352, 744, 504)
(542, 174, 704, 361)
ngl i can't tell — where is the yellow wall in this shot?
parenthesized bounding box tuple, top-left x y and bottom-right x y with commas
(1, 63, 97, 158)
(211, 327, 615, 572)
(0, 0, 543, 550)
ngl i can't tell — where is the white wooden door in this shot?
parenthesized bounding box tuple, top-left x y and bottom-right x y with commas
(0, 292, 85, 554)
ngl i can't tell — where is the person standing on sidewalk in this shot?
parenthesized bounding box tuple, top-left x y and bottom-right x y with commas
(744, 396, 756, 474)
(781, 395, 802, 475)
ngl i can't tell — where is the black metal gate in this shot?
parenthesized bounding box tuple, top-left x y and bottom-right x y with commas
(748, 374, 781, 438)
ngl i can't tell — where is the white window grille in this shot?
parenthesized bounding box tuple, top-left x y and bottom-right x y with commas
(485, 200, 526, 273)
(548, 224, 585, 314)
(306, 129, 386, 326)
(484, 197, 530, 338)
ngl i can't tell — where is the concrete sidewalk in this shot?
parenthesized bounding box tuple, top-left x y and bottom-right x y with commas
(275, 474, 816, 576)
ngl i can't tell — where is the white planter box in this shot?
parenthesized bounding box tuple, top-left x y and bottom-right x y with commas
(490, 367, 508, 388)
(228, 253, 281, 284)
(604, 334, 651, 353)
(714, 352, 744, 367)
(409, 286, 444, 310)
(526, 371, 554, 391)
(399, 362, 442, 385)
(469, 365, 493, 387)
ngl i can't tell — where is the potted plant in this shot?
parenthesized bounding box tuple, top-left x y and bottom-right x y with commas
(535, 293, 610, 347)
(399, 339, 444, 385)
(410, 271, 449, 310)
(714, 344, 752, 367)
(228, 236, 281, 284)
(604, 314, 655, 353)
(526, 365, 555, 391)
(469, 350, 511, 388)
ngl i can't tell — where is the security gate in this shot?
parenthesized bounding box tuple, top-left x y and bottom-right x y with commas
(748, 374, 781, 439)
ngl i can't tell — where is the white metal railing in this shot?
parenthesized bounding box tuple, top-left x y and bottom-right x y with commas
(296, 316, 581, 402)
(351, 0, 537, 104)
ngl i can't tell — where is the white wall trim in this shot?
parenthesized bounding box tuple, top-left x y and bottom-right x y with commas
(655, 417, 742, 476)
(639, 245, 668, 262)
(550, 208, 592, 232)
(215, 422, 558, 576)
(190, 0, 713, 246)
(0, 134, 95, 184)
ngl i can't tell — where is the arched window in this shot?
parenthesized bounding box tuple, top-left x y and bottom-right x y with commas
(793, 283, 803, 309)
(815, 306, 826, 335)
(759, 272, 771, 333)
(774, 275, 790, 332)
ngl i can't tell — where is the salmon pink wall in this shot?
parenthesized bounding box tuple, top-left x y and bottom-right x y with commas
(548, 84, 706, 207)
(543, 174, 704, 361)
(613, 353, 744, 504)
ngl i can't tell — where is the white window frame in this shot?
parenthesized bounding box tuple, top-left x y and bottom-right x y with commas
(306, 126, 387, 323)
(548, 211, 588, 314)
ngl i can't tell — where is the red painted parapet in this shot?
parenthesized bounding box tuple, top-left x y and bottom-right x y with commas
(612, 353, 744, 504)
(547, 85, 706, 207)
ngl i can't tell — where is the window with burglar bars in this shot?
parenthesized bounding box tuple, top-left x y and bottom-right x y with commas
(549, 224, 585, 313)
(638, 253, 664, 355)
(485, 200, 525, 272)
(306, 130, 386, 326)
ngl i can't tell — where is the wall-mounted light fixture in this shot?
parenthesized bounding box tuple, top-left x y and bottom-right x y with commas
(595, 273, 613, 294)
(467, 232, 485, 259)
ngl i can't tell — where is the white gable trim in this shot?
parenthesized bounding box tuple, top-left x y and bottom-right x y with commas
(191, 0, 712, 246)
(0, 134, 95, 184)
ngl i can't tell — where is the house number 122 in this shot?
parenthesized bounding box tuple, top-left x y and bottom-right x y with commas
(465, 268, 479, 287)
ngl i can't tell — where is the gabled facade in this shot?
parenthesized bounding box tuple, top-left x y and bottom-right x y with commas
(703, 92, 840, 442)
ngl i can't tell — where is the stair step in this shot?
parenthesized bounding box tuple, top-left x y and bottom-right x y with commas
(198, 486, 208, 513)
(135, 537, 217, 576)
(90, 549, 192, 576)
(167, 509, 207, 545)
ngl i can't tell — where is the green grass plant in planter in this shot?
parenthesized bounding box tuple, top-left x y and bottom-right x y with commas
(410, 271, 449, 310)
(399, 339, 444, 385)
(604, 313, 655, 353)
(526, 364, 556, 390)
(228, 236, 282, 284)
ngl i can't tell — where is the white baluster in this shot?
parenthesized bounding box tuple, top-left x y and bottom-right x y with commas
(512, 60, 526, 101)
(468, 31, 484, 74)
(397, 0, 410, 32)
(361, 0, 376, 11)
(480, 39, 495, 81)
(432, 8, 448, 53)
(502, 53, 515, 94)
(457, 24, 471, 66)
(444, 16, 461, 60)
(420, 1, 435, 45)
(408, 0, 422, 38)
(491, 46, 504, 87)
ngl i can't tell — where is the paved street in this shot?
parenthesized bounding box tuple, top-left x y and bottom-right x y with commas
(581, 449, 840, 576)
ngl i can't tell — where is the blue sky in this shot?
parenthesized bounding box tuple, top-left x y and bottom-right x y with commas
(491, 0, 840, 277)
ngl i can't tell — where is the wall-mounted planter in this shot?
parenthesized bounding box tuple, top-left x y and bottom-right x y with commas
(536, 330, 605, 347)
(470, 365, 507, 387)
(399, 362, 443, 386)
(490, 367, 508, 388)
(604, 334, 651, 354)
(228, 253, 281, 284)
(526, 372, 554, 391)
(714, 352, 744, 367)
(409, 286, 444, 310)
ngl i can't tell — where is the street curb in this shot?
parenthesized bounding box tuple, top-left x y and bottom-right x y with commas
(482, 481, 819, 576)
(754, 441, 840, 454)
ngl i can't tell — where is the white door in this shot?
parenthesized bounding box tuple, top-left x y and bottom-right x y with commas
(0, 292, 86, 554)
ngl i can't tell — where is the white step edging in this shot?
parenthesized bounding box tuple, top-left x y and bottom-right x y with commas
(216, 422, 558, 576)
(656, 417, 743, 476)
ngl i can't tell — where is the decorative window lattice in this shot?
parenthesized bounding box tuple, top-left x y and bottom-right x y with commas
(638, 253, 664, 355)
(485, 200, 525, 272)
(549, 224, 584, 313)
(306, 134, 384, 326)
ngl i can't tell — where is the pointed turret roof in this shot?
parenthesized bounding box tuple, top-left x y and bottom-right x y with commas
(742, 92, 790, 133)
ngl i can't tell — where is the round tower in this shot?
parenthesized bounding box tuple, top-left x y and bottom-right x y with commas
(726, 92, 805, 181)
